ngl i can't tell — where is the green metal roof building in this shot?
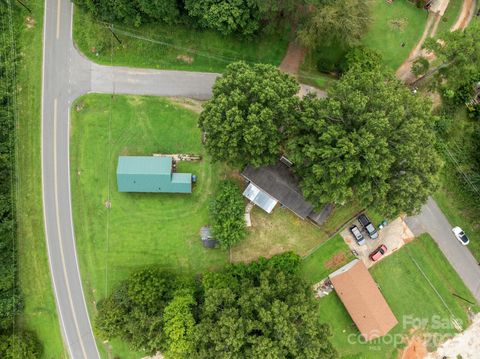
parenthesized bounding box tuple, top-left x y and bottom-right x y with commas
(117, 156, 192, 193)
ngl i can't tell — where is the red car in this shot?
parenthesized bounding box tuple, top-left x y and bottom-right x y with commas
(369, 244, 387, 261)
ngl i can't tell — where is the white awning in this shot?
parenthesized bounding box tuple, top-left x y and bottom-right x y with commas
(243, 183, 278, 213)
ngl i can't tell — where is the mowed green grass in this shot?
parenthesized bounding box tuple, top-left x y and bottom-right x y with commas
(315, 234, 478, 358)
(362, 0, 428, 70)
(301, 234, 354, 285)
(14, 1, 66, 357)
(73, 6, 289, 73)
(70, 94, 229, 358)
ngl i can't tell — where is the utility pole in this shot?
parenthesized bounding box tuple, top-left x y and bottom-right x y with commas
(107, 24, 122, 45)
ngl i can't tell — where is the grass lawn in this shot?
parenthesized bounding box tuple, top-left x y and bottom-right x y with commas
(436, 0, 463, 36)
(315, 234, 478, 358)
(362, 0, 429, 70)
(300, 234, 354, 285)
(14, 1, 66, 357)
(71, 94, 231, 358)
(231, 202, 363, 263)
(73, 6, 290, 73)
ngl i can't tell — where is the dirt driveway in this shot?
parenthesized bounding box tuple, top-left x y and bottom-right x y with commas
(341, 216, 414, 268)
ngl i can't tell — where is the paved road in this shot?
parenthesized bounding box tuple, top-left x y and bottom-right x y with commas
(42, 1, 220, 358)
(406, 197, 480, 303)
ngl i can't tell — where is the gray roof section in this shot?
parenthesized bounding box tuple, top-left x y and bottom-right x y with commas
(242, 162, 315, 219)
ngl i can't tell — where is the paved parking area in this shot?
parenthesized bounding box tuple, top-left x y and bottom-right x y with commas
(341, 216, 415, 268)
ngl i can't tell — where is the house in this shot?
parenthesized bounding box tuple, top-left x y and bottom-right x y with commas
(241, 161, 333, 225)
(329, 259, 398, 341)
(116, 156, 191, 193)
(200, 226, 218, 248)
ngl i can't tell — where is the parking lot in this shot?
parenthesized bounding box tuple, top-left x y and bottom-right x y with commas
(340, 216, 415, 268)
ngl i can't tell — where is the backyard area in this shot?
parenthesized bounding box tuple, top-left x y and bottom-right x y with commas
(231, 203, 363, 263)
(309, 234, 479, 358)
(73, 6, 289, 73)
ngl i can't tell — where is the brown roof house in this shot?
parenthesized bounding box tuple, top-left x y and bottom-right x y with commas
(329, 259, 398, 341)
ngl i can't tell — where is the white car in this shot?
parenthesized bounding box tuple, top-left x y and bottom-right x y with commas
(452, 226, 470, 245)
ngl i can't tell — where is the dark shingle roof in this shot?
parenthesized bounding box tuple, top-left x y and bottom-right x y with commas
(241, 162, 315, 219)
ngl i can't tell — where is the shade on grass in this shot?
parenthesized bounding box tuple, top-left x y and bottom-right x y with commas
(73, 6, 289, 73)
(316, 234, 478, 358)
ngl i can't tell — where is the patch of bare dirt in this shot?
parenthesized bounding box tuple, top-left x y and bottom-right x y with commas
(452, 0, 475, 31)
(25, 16, 35, 28)
(399, 337, 428, 359)
(167, 97, 204, 114)
(176, 54, 194, 64)
(324, 252, 347, 269)
(279, 41, 307, 76)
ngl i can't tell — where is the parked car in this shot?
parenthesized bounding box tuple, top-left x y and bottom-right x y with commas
(357, 214, 379, 239)
(349, 225, 366, 246)
(369, 244, 387, 261)
(452, 226, 470, 245)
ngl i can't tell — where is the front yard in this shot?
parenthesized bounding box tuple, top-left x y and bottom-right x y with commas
(310, 234, 479, 358)
(71, 94, 367, 357)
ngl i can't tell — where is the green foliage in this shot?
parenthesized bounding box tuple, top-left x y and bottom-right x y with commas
(0, 5, 22, 332)
(74, 0, 180, 25)
(184, 0, 299, 36)
(298, 0, 371, 50)
(0, 331, 42, 359)
(162, 289, 196, 359)
(411, 56, 430, 77)
(95, 267, 193, 354)
(424, 21, 480, 104)
(287, 65, 442, 217)
(210, 180, 246, 249)
(199, 61, 299, 166)
(344, 46, 383, 72)
(184, 0, 261, 36)
(193, 252, 337, 359)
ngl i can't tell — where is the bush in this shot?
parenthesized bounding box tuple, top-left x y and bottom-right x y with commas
(209, 180, 246, 249)
(412, 56, 430, 77)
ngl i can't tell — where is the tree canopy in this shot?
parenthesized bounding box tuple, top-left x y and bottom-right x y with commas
(199, 61, 299, 167)
(95, 253, 336, 358)
(424, 21, 480, 103)
(298, 0, 371, 50)
(287, 63, 441, 217)
(193, 252, 336, 359)
(210, 180, 246, 249)
(95, 268, 193, 354)
(74, 0, 180, 25)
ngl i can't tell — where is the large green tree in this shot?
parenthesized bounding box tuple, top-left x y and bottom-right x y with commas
(74, 0, 180, 25)
(95, 268, 193, 354)
(287, 64, 441, 217)
(210, 180, 246, 248)
(424, 21, 480, 103)
(162, 289, 196, 358)
(298, 0, 371, 50)
(193, 253, 336, 359)
(199, 61, 299, 166)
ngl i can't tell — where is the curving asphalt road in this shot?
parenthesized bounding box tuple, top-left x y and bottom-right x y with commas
(406, 198, 480, 303)
(42, 1, 219, 357)
(41, 1, 478, 358)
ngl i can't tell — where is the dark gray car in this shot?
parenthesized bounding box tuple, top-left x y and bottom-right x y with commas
(357, 214, 379, 239)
